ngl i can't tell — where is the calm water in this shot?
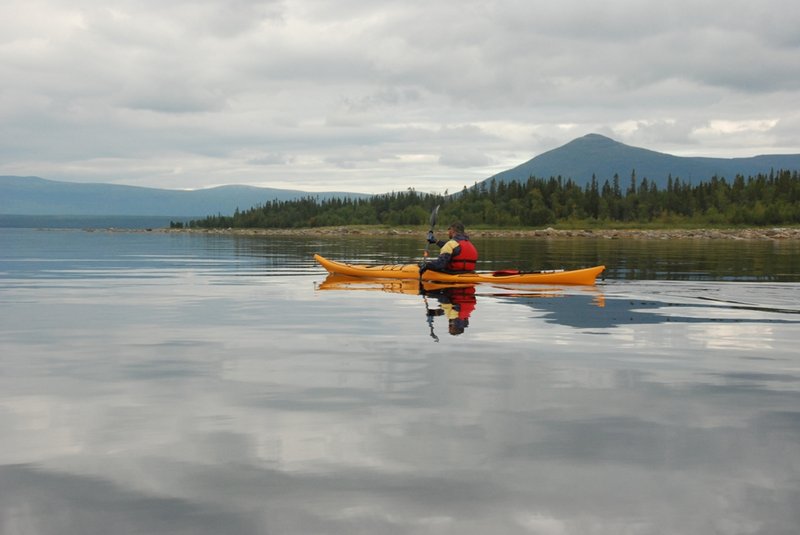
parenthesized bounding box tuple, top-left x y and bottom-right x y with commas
(1, 228, 799, 535)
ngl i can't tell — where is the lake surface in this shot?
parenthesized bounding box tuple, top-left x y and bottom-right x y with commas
(1, 228, 799, 535)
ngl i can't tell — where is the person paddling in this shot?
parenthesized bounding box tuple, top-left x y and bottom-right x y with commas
(420, 221, 478, 274)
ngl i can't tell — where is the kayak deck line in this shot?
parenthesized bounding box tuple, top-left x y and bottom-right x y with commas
(490, 268, 564, 276)
(313, 254, 605, 285)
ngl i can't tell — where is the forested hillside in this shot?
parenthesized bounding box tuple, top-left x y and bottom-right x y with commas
(182, 169, 800, 229)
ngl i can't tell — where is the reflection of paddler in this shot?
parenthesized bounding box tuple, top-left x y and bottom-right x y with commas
(426, 285, 476, 336)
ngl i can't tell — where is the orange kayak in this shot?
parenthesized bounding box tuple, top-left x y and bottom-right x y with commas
(314, 254, 604, 285)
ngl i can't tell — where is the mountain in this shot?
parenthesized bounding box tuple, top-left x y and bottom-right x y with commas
(6, 135, 800, 218)
(0, 176, 369, 217)
(483, 134, 800, 189)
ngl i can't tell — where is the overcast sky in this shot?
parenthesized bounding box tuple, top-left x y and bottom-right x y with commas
(1, 0, 799, 193)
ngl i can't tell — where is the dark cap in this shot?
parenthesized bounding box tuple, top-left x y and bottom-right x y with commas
(448, 221, 465, 233)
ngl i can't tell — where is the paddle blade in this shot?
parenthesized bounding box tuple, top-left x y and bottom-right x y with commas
(429, 205, 439, 229)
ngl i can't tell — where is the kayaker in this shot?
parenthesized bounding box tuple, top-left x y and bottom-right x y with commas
(420, 221, 479, 274)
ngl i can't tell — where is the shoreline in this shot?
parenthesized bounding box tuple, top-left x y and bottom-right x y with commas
(157, 226, 800, 240)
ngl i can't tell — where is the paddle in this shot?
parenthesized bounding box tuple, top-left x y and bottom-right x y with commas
(420, 205, 439, 279)
(424, 204, 439, 260)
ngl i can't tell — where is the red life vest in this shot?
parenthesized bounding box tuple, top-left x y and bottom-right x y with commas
(446, 239, 478, 272)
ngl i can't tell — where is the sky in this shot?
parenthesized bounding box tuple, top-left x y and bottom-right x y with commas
(1, 0, 799, 194)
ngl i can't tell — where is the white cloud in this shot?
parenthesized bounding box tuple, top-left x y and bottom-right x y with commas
(0, 0, 799, 193)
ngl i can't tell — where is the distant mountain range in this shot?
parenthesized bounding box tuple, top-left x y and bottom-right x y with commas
(0, 176, 368, 217)
(3, 134, 800, 218)
(484, 133, 800, 189)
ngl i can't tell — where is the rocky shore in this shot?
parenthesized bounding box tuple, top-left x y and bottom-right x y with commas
(160, 226, 800, 240)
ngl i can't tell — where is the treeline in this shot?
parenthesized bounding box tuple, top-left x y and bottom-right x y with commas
(177, 169, 800, 229)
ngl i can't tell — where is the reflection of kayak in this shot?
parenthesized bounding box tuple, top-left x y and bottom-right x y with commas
(317, 273, 605, 307)
(317, 273, 471, 294)
(317, 273, 604, 305)
(314, 254, 605, 285)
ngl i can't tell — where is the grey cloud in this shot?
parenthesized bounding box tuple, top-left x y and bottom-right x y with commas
(120, 84, 229, 114)
(247, 152, 295, 166)
(340, 87, 424, 114)
(625, 120, 701, 148)
(439, 151, 493, 169)
(89, 0, 287, 39)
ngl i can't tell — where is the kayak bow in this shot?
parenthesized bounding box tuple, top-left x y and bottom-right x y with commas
(314, 254, 604, 285)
